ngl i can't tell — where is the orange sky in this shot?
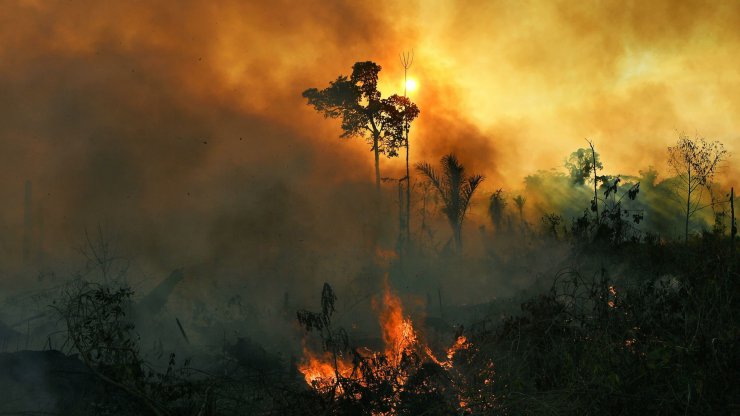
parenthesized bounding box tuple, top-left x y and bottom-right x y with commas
(4, 1, 737, 183)
(0, 0, 738, 268)
(237, 0, 738, 189)
(186, 0, 740, 187)
(405, 0, 740, 187)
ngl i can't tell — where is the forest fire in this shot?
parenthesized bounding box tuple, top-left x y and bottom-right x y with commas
(298, 279, 470, 397)
(374, 280, 418, 366)
(299, 348, 355, 393)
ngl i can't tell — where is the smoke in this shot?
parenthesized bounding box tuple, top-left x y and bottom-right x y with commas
(411, 0, 740, 182)
(0, 0, 738, 365)
(0, 1, 395, 268)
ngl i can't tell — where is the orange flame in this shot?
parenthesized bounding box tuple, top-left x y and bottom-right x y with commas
(377, 278, 417, 365)
(299, 277, 473, 404)
(446, 335, 469, 361)
(298, 348, 355, 393)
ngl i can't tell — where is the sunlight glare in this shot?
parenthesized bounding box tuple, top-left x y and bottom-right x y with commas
(405, 78, 418, 93)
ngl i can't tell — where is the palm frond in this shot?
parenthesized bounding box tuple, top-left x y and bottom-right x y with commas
(416, 162, 442, 194)
(460, 175, 485, 220)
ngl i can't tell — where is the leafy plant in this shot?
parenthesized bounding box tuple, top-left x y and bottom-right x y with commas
(416, 154, 484, 251)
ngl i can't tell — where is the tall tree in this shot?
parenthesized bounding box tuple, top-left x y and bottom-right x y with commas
(512, 194, 527, 223)
(488, 189, 507, 233)
(565, 141, 604, 223)
(400, 51, 415, 249)
(303, 62, 419, 193)
(668, 133, 727, 242)
(731, 187, 736, 248)
(416, 154, 484, 251)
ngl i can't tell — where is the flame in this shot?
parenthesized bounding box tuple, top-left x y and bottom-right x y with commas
(299, 276, 475, 408)
(298, 348, 355, 393)
(377, 279, 417, 365)
(446, 335, 469, 361)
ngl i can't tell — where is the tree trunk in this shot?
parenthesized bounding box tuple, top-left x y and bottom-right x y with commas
(405, 138, 411, 248)
(730, 187, 735, 249)
(398, 181, 404, 243)
(685, 191, 691, 243)
(685, 170, 691, 243)
(373, 135, 380, 193)
(589, 143, 599, 225)
(453, 223, 463, 252)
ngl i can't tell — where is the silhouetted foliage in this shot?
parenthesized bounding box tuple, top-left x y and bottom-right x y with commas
(540, 213, 564, 239)
(668, 133, 728, 241)
(416, 154, 484, 251)
(512, 194, 526, 219)
(565, 147, 604, 186)
(303, 62, 420, 191)
(297, 283, 349, 356)
(488, 189, 507, 233)
(462, 240, 740, 415)
(54, 282, 200, 416)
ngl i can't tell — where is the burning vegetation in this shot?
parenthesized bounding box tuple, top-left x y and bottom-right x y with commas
(298, 277, 467, 404)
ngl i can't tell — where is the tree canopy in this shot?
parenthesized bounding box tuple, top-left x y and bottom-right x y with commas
(303, 62, 420, 190)
(565, 147, 604, 186)
(667, 133, 728, 241)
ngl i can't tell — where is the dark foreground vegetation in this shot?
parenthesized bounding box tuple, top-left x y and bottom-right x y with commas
(1, 227, 737, 415)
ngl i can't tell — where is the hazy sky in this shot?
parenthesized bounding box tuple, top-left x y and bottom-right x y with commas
(1, 0, 738, 270)
(407, 0, 740, 182)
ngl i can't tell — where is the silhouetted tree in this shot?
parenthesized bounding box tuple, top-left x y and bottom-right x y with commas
(512, 194, 527, 223)
(565, 147, 603, 186)
(303, 62, 420, 192)
(540, 213, 563, 239)
(416, 154, 483, 251)
(386, 94, 421, 247)
(732, 187, 737, 246)
(488, 189, 507, 233)
(400, 51, 415, 248)
(667, 133, 727, 242)
(599, 176, 642, 243)
(565, 141, 605, 223)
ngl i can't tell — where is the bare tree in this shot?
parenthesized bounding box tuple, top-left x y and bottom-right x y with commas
(668, 133, 727, 242)
(416, 154, 484, 251)
(400, 50, 414, 249)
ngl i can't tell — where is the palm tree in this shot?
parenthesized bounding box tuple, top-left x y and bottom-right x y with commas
(512, 195, 527, 223)
(488, 189, 507, 233)
(416, 154, 484, 251)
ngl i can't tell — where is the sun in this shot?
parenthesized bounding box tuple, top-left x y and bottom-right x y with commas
(404, 78, 418, 93)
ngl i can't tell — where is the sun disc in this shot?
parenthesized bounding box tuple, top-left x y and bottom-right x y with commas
(405, 78, 418, 92)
